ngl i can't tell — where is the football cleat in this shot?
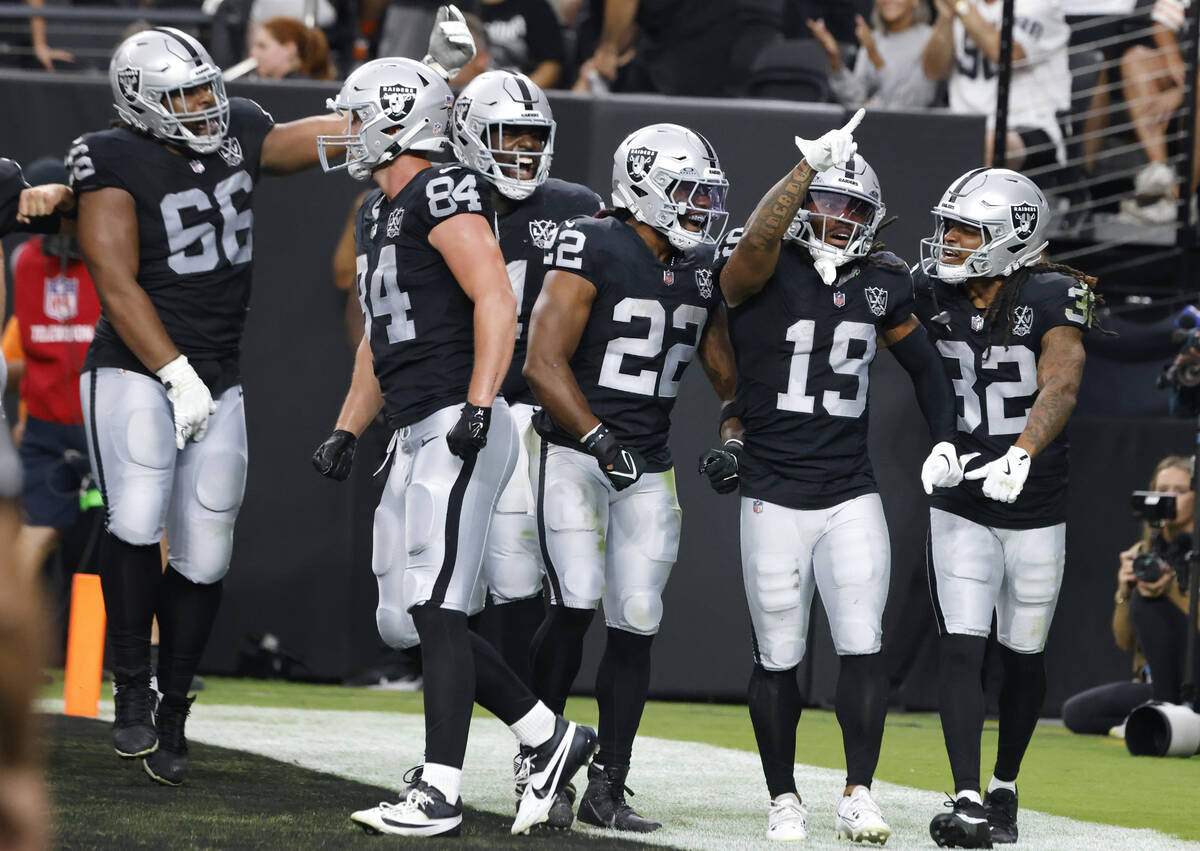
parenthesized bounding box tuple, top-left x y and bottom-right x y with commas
(512, 717, 597, 835)
(112, 680, 158, 759)
(767, 792, 807, 841)
(513, 748, 576, 830)
(836, 786, 891, 845)
(930, 796, 993, 848)
(143, 695, 194, 786)
(350, 780, 463, 837)
(984, 787, 1018, 844)
(577, 762, 661, 833)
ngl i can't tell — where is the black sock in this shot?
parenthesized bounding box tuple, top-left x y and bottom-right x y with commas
(835, 652, 888, 788)
(98, 532, 162, 684)
(994, 647, 1046, 783)
(469, 631, 537, 726)
(155, 565, 222, 700)
(529, 605, 595, 714)
(492, 596, 544, 689)
(938, 634, 988, 794)
(594, 627, 653, 767)
(748, 663, 802, 799)
(411, 604, 474, 770)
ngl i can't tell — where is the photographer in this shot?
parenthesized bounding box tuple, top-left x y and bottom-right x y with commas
(1062, 456, 1200, 735)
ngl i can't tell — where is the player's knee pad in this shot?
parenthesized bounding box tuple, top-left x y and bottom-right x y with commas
(404, 481, 444, 569)
(611, 589, 663, 635)
(832, 618, 882, 656)
(377, 604, 420, 650)
(106, 489, 166, 547)
(756, 634, 807, 672)
(194, 446, 247, 515)
(484, 512, 541, 603)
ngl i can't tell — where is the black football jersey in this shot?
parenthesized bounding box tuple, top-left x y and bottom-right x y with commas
(533, 215, 723, 471)
(356, 163, 494, 429)
(912, 259, 1094, 529)
(716, 230, 916, 510)
(68, 98, 274, 394)
(496, 177, 602, 404)
(0, 158, 60, 237)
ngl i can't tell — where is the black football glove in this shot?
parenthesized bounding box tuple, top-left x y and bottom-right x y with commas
(446, 403, 491, 460)
(698, 438, 743, 494)
(312, 429, 357, 481)
(581, 423, 645, 491)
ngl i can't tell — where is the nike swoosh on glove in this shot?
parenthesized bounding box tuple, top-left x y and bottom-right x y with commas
(155, 355, 216, 450)
(423, 4, 476, 80)
(446, 402, 491, 460)
(581, 423, 645, 491)
(920, 441, 964, 495)
(794, 107, 865, 172)
(963, 445, 1031, 503)
(312, 429, 357, 481)
(698, 439, 743, 494)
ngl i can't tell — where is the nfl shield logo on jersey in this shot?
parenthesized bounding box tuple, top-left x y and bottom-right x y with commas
(380, 84, 417, 121)
(386, 207, 404, 238)
(663, 269, 674, 285)
(1012, 305, 1034, 336)
(627, 146, 657, 181)
(528, 219, 558, 249)
(218, 137, 244, 167)
(1011, 203, 1039, 240)
(970, 314, 985, 332)
(695, 268, 713, 299)
(753, 499, 764, 514)
(117, 67, 140, 102)
(865, 286, 888, 317)
(833, 290, 846, 308)
(44, 274, 79, 322)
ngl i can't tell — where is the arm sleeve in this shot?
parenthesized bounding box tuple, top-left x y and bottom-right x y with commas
(889, 322, 957, 443)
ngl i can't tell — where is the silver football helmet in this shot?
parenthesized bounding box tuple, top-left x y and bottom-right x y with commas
(453, 70, 555, 201)
(319, 58, 454, 181)
(786, 153, 885, 270)
(109, 27, 229, 155)
(921, 167, 1050, 283)
(611, 123, 729, 257)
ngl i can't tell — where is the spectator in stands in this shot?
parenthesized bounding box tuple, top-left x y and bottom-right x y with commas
(369, 0, 453, 63)
(481, 0, 564, 88)
(922, 0, 1070, 170)
(28, 0, 74, 71)
(807, 0, 939, 109)
(249, 17, 337, 80)
(1062, 455, 1200, 736)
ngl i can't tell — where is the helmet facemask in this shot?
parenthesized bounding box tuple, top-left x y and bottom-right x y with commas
(920, 215, 996, 283)
(477, 120, 555, 200)
(662, 178, 729, 255)
(154, 76, 229, 154)
(788, 189, 880, 270)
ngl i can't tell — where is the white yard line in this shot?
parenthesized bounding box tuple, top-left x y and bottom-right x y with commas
(40, 699, 1199, 850)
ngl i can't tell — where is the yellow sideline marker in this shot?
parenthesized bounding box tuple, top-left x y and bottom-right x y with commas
(64, 573, 106, 717)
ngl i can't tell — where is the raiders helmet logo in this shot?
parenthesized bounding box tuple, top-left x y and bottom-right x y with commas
(528, 219, 558, 250)
(386, 207, 404, 238)
(218, 137, 243, 167)
(380, 84, 417, 122)
(627, 146, 657, 181)
(865, 286, 888, 317)
(1011, 203, 1039, 241)
(117, 67, 140, 102)
(1012, 305, 1034, 337)
(695, 268, 713, 299)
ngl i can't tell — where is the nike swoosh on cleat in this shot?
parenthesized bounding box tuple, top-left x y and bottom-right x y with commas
(527, 724, 576, 798)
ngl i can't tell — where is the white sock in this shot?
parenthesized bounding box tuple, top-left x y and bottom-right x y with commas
(420, 763, 462, 804)
(956, 789, 982, 805)
(987, 775, 1017, 794)
(509, 701, 557, 748)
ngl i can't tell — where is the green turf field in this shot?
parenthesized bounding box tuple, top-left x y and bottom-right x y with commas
(42, 673, 1200, 844)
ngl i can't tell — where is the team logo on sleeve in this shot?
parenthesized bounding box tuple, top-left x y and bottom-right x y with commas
(864, 285, 888, 317)
(117, 67, 140, 102)
(528, 219, 558, 249)
(217, 137, 244, 167)
(627, 146, 657, 181)
(386, 207, 405, 238)
(695, 268, 713, 298)
(380, 84, 417, 121)
(1012, 304, 1034, 336)
(44, 275, 79, 322)
(1010, 203, 1039, 241)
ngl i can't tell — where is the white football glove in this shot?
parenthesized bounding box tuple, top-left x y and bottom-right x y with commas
(156, 355, 216, 451)
(964, 445, 1031, 504)
(920, 441, 964, 495)
(794, 107, 864, 172)
(423, 4, 476, 80)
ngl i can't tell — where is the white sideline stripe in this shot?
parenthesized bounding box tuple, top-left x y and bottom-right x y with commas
(40, 699, 1199, 850)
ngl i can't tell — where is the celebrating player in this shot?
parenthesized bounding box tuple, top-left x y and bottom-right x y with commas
(523, 123, 737, 832)
(310, 58, 596, 839)
(708, 110, 959, 843)
(70, 14, 474, 787)
(913, 168, 1095, 848)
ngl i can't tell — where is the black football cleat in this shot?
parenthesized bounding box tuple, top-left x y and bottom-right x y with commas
(930, 796, 993, 848)
(577, 762, 661, 833)
(984, 787, 1018, 844)
(512, 717, 597, 835)
(143, 695, 194, 786)
(112, 680, 158, 759)
(351, 780, 463, 837)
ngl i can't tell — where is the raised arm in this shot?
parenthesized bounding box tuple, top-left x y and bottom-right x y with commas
(922, 0, 956, 81)
(523, 270, 598, 439)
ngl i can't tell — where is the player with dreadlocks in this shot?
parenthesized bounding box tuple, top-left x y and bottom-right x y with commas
(912, 167, 1099, 849)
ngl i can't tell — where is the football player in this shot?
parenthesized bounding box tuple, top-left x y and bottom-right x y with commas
(309, 58, 596, 839)
(710, 111, 960, 843)
(70, 14, 475, 787)
(912, 168, 1095, 848)
(522, 123, 737, 833)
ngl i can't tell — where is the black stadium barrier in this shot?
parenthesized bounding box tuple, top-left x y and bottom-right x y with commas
(0, 72, 1182, 713)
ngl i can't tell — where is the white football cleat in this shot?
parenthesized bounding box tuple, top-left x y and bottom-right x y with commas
(768, 792, 808, 841)
(836, 786, 891, 845)
(350, 781, 463, 837)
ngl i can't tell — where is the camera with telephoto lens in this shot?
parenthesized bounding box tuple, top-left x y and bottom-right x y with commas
(1157, 306, 1200, 390)
(1130, 491, 1192, 587)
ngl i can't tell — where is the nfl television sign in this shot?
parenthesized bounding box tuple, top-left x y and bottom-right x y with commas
(44, 275, 79, 322)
